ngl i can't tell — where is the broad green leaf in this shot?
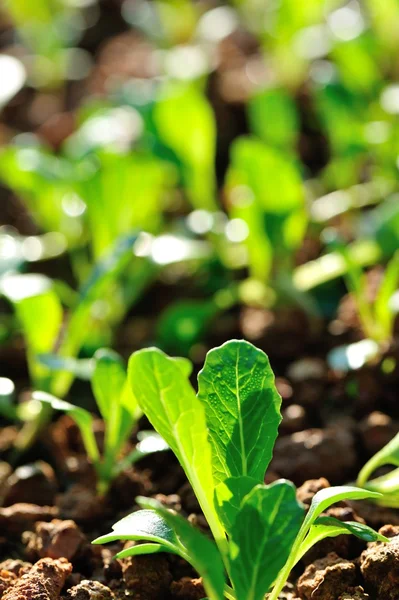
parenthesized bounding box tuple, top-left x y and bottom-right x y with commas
(0, 274, 63, 388)
(214, 475, 263, 535)
(228, 480, 304, 600)
(172, 356, 193, 378)
(357, 432, 399, 487)
(197, 340, 281, 484)
(138, 497, 226, 600)
(154, 83, 217, 211)
(296, 517, 389, 564)
(93, 509, 181, 550)
(128, 348, 224, 543)
(33, 391, 99, 464)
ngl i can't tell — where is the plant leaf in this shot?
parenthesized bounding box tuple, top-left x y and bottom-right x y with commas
(92, 348, 126, 421)
(93, 509, 180, 548)
(197, 340, 281, 485)
(128, 348, 224, 543)
(296, 516, 389, 564)
(137, 497, 226, 600)
(115, 543, 166, 559)
(0, 274, 63, 388)
(357, 432, 399, 487)
(214, 476, 258, 535)
(228, 480, 304, 600)
(303, 486, 382, 532)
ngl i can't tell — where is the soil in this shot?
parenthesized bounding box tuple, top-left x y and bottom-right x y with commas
(1, 1, 399, 599)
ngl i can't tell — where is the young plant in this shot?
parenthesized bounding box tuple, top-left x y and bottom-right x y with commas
(34, 348, 168, 495)
(357, 431, 399, 508)
(94, 340, 387, 600)
(0, 231, 140, 452)
(338, 244, 399, 345)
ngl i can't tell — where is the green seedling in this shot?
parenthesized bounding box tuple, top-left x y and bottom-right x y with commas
(338, 243, 399, 345)
(34, 348, 169, 495)
(94, 340, 386, 600)
(0, 232, 140, 452)
(357, 431, 399, 508)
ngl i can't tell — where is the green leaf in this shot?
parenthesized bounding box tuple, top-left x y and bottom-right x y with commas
(296, 516, 389, 564)
(138, 497, 226, 600)
(33, 391, 99, 465)
(128, 348, 224, 544)
(357, 431, 399, 488)
(115, 543, 165, 559)
(197, 340, 282, 485)
(92, 349, 126, 422)
(214, 476, 258, 535)
(154, 83, 217, 211)
(247, 88, 298, 150)
(93, 509, 181, 550)
(303, 486, 382, 532)
(0, 274, 63, 388)
(228, 480, 304, 600)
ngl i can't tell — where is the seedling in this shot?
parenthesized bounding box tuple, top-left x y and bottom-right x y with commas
(34, 348, 168, 495)
(357, 431, 399, 508)
(94, 340, 386, 600)
(338, 242, 399, 345)
(0, 232, 140, 452)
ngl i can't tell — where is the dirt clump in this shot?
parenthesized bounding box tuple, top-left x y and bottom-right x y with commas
(23, 519, 88, 562)
(0, 504, 59, 535)
(2, 557, 72, 600)
(120, 554, 172, 599)
(2, 462, 57, 507)
(170, 577, 205, 599)
(360, 524, 399, 599)
(338, 587, 369, 599)
(67, 580, 115, 599)
(0, 569, 17, 596)
(272, 427, 356, 485)
(296, 552, 357, 599)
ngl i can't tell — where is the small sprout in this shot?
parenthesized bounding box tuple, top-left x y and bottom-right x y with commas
(34, 349, 168, 495)
(93, 340, 385, 600)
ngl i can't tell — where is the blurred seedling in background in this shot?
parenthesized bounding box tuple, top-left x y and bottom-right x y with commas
(95, 340, 387, 600)
(34, 348, 168, 495)
(2, 0, 95, 88)
(0, 232, 141, 453)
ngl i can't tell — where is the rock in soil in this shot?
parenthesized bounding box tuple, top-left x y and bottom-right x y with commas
(67, 580, 115, 599)
(0, 560, 31, 576)
(296, 553, 357, 600)
(2, 462, 57, 507)
(0, 504, 59, 536)
(23, 519, 88, 562)
(120, 554, 172, 599)
(2, 557, 72, 600)
(360, 525, 399, 599)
